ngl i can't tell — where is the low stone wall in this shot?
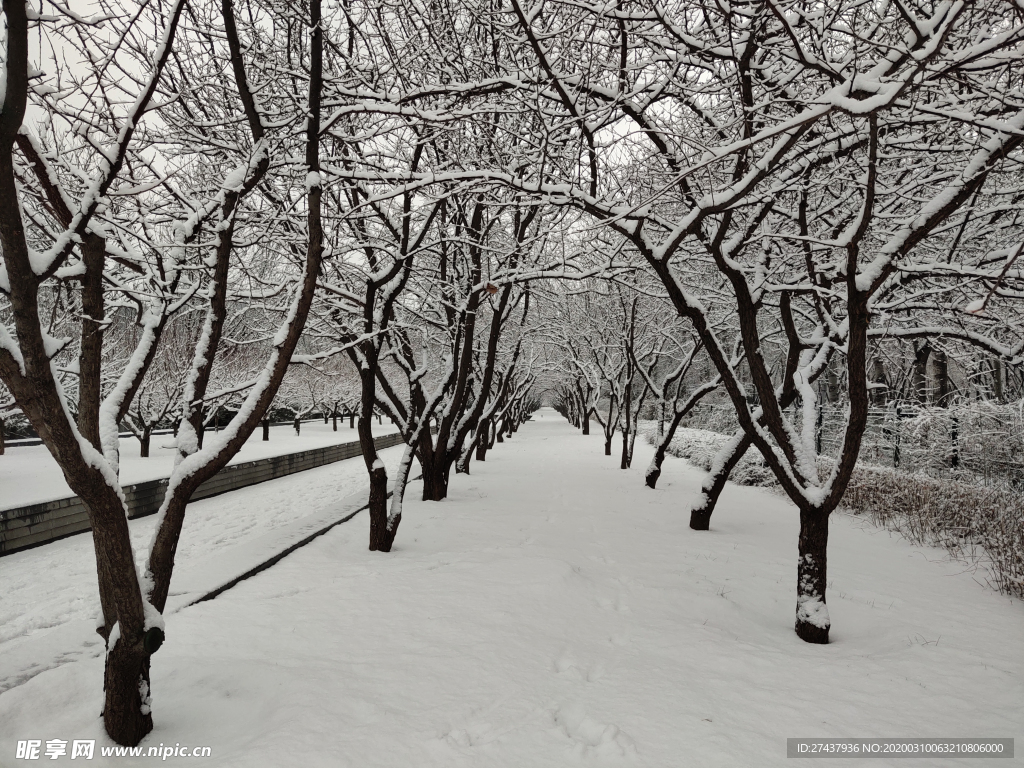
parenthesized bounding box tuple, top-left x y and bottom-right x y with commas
(0, 432, 405, 556)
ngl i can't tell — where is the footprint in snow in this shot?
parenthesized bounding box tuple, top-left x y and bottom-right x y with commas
(553, 652, 605, 682)
(552, 702, 636, 760)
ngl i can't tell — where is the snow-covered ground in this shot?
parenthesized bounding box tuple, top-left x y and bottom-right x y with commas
(1, 409, 1021, 766)
(0, 438, 406, 694)
(0, 420, 395, 510)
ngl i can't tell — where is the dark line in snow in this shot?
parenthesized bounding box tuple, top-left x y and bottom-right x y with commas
(187, 476, 420, 606)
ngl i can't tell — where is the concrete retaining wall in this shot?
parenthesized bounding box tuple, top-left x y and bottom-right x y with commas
(0, 432, 406, 556)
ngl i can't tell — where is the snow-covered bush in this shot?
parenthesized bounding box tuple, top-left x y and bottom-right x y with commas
(838, 463, 1024, 600)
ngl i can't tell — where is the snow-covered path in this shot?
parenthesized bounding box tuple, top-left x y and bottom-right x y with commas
(1, 410, 1021, 766)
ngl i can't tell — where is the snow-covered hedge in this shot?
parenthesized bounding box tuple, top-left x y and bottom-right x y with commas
(641, 423, 1024, 599)
(840, 464, 1024, 599)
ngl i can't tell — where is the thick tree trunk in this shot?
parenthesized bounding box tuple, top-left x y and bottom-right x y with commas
(377, 443, 416, 553)
(262, 418, 270, 441)
(349, 413, 355, 429)
(332, 410, 337, 431)
(0, 418, 5, 455)
(293, 417, 300, 436)
(103, 640, 153, 747)
(619, 428, 630, 469)
(795, 507, 830, 644)
(421, 464, 448, 501)
(140, 426, 151, 458)
(366, 462, 395, 551)
(581, 408, 590, 435)
(323, 413, 329, 424)
(84, 487, 155, 744)
(604, 433, 612, 455)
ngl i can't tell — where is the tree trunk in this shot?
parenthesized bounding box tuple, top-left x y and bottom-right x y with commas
(689, 432, 754, 530)
(421, 464, 448, 501)
(293, 417, 300, 436)
(377, 443, 416, 553)
(581, 407, 590, 435)
(619, 428, 630, 469)
(323, 412, 329, 424)
(85, 488, 154, 744)
(870, 356, 888, 406)
(604, 434, 612, 455)
(933, 349, 950, 406)
(991, 358, 1004, 402)
(332, 410, 337, 431)
(366, 461, 394, 551)
(912, 343, 931, 404)
(0, 418, 5, 455)
(262, 418, 270, 441)
(103, 639, 153, 747)
(795, 507, 830, 644)
(140, 426, 151, 458)
(475, 418, 489, 461)
(645, 407, 689, 489)
(349, 413, 355, 429)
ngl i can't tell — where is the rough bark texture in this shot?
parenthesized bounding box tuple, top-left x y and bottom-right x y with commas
(795, 508, 830, 644)
(103, 641, 153, 747)
(366, 463, 396, 551)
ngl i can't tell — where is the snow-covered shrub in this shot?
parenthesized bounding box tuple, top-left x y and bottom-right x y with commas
(836, 462, 1024, 599)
